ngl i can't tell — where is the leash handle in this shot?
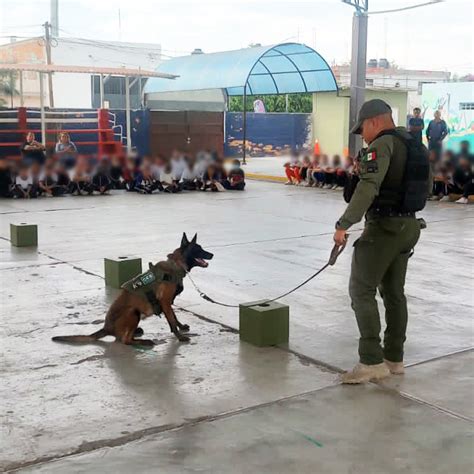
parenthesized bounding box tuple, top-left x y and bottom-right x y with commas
(328, 238, 347, 266)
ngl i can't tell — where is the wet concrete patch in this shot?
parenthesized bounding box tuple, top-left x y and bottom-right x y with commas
(19, 384, 473, 474)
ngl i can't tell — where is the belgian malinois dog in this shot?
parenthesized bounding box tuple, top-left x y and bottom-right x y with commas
(52, 233, 213, 345)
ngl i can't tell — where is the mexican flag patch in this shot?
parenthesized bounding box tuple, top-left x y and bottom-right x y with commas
(366, 151, 377, 161)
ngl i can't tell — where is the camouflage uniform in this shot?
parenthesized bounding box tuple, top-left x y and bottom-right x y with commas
(337, 127, 421, 365)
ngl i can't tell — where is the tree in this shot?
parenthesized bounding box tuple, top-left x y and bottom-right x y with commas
(0, 71, 18, 107)
(229, 93, 312, 113)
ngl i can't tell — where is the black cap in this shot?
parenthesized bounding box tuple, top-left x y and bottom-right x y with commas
(350, 99, 392, 134)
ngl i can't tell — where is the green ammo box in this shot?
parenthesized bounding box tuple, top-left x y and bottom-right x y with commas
(104, 256, 142, 289)
(239, 299, 289, 347)
(10, 223, 38, 247)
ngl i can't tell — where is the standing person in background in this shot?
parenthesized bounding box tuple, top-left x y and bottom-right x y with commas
(426, 111, 448, 161)
(55, 132, 78, 169)
(21, 132, 46, 166)
(408, 107, 425, 144)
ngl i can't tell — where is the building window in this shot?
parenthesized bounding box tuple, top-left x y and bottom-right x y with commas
(459, 102, 474, 110)
(91, 75, 147, 109)
(365, 78, 374, 86)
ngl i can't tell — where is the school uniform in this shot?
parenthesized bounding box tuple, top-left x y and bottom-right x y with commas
(13, 174, 37, 198)
(134, 173, 159, 194)
(39, 171, 65, 197)
(92, 171, 112, 193)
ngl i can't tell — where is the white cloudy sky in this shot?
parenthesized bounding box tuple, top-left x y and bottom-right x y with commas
(1, 0, 472, 74)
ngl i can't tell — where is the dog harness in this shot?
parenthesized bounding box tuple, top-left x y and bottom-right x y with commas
(121, 259, 186, 315)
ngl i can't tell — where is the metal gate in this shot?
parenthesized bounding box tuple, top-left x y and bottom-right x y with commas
(150, 111, 223, 157)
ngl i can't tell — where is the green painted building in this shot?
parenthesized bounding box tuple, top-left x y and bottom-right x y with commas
(312, 88, 408, 157)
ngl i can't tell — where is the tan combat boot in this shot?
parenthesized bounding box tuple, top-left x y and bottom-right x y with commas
(340, 362, 391, 384)
(384, 359, 405, 375)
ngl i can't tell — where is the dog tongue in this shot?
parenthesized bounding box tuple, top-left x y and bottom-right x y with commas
(195, 258, 208, 267)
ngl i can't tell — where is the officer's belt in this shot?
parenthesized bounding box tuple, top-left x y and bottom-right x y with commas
(368, 208, 416, 219)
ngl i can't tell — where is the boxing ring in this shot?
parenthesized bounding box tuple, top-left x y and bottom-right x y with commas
(0, 63, 177, 156)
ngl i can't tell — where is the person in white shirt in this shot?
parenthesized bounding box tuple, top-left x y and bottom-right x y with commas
(13, 164, 36, 198)
(181, 156, 198, 190)
(160, 162, 180, 193)
(170, 151, 186, 183)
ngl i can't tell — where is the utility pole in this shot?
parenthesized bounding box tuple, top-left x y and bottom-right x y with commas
(50, 0, 59, 36)
(342, 0, 369, 157)
(43, 21, 55, 108)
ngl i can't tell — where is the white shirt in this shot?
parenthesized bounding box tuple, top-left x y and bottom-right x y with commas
(181, 165, 196, 181)
(171, 158, 186, 181)
(160, 171, 174, 185)
(16, 175, 33, 189)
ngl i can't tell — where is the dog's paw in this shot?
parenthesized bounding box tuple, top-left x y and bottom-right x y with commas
(180, 324, 190, 332)
(178, 335, 190, 342)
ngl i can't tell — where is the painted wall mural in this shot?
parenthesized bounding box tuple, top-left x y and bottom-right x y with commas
(421, 82, 474, 151)
(225, 112, 312, 157)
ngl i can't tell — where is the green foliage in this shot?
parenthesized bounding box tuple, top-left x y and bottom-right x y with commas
(229, 93, 312, 113)
(0, 71, 18, 107)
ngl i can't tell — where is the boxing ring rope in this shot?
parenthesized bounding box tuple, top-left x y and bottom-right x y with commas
(0, 64, 178, 155)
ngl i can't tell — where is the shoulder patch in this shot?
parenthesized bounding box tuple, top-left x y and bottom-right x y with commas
(362, 150, 377, 162)
(366, 151, 377, 161)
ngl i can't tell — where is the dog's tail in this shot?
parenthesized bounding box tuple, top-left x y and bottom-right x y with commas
(52, 328, 108, 343)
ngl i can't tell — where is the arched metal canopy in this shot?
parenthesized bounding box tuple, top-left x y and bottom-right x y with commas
(146, 42, 337, 96)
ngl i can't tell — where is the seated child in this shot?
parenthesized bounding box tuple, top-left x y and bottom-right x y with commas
(202, 163, 225, 192)
(0, 157, 13, 198)
(226, 159, 246, 190)
(284, 152, 301, 185)
(109, 156, 124, 189)
(122, 156, 139, 192)
(453, 157, 474, 204)
(92, 159, 112, 195)
(431, 159, 454, 202)
(298, 156, 311, 185)
(39, 161, 65, 197)
(333, 155, 346, 190)
(306, 155, 320, 187)
(181, 155, 198, 190)
(313, 154, 329, 188)
(69, 159, 93, 195)
(160, 163, 180, 193)
(55, 163, 71, 194)
(13, 163, 37, 199)
(134, 163, 160, 194)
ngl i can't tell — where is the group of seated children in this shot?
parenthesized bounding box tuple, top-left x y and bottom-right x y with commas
(430, 140, 474, 204)
(284, 152, 354, 190)
(129, 152, 245, 194)
(0, 149, 246, 199)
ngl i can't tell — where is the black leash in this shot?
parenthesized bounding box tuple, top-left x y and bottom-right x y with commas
(186, 241, 347, 308)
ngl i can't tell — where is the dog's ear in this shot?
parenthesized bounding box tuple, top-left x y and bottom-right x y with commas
(181, 232, 189, 248)
(191, 233, 197, 244)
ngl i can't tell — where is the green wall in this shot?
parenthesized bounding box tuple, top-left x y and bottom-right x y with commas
(312, 89, 408, 156)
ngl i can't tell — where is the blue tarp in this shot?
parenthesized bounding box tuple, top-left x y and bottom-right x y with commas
(146, 43, 337, 96)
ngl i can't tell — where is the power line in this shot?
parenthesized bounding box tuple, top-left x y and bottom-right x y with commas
(369, 0, 444, 15)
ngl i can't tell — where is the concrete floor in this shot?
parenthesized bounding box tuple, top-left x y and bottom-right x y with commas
(0, 181, 473, 473)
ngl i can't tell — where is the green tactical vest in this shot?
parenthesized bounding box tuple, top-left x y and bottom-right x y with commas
(121, 260, 186, 303)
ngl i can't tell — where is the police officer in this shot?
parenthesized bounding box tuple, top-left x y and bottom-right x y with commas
(333, 99, 423, 384)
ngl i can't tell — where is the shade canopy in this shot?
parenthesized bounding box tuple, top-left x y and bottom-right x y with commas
(146, 43, 337, 96)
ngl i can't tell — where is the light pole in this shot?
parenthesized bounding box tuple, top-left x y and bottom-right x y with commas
(342, 0, 444, 157)
(342, 0, 369, 157)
